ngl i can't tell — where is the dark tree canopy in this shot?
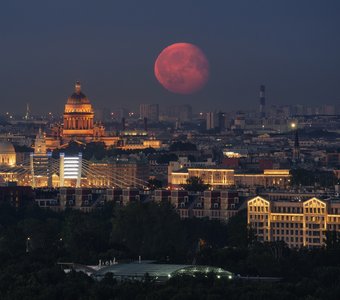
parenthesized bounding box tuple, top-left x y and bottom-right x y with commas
(291, 168, 336, 187)
(2, 202, 340, 299)
(147, 179, 163, 190)
(182, 176, 210, 192)
(170, 141, 197, 152)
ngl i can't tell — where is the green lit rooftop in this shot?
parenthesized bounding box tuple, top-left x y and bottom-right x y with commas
(93, 261, 234, 282)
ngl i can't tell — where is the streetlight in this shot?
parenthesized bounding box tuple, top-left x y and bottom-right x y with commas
(26, 237, 31, 253)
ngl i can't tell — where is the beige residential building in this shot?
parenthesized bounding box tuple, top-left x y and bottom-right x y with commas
(247, 196, 340, 248)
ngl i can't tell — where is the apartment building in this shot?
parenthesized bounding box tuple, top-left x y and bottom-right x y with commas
(170, 168, 291, 189)
(154, 189, 240, 221)
(247, 196, 340, 248)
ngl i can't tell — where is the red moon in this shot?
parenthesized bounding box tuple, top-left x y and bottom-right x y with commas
(154, 43, 210, 94)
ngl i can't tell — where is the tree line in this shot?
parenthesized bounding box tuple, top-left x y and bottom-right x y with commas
(2, 201, 340, 299)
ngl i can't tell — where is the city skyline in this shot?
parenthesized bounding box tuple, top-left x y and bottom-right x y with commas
(0, 0, 339, 114)
(2, 2, 340, 298)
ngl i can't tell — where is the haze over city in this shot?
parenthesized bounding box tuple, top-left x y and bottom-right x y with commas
(1, 0, 340, 114)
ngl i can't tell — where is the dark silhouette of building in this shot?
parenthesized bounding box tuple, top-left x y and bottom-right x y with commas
(218, 111, 226, 132)
(293, 129, 300, 162)
(0, 186, 34, 207)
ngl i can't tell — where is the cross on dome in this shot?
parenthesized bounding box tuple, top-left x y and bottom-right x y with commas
(75, 81, 81, 94)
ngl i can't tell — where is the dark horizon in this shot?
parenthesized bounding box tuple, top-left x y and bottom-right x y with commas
(1, 0, 339, 114)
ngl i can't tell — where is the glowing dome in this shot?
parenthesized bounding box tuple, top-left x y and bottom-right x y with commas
(63, 81, 95, 137)
(0, 141, 16, 166)
(67, 81, 91, 105)
(0, 141, 15, 154)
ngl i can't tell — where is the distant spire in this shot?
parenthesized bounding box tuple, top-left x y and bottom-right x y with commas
(34, 128, 47, 155)
(24, 103, 30, 120)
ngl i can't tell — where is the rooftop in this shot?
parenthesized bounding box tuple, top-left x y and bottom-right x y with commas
(93, 261, 234, 282)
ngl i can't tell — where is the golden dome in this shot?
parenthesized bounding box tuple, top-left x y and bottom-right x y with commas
(0, 141, 16, 166)
(67, 81, 91, 105)
(0, 141, 15, 154)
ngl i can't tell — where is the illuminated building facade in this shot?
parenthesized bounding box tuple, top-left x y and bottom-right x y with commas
(0, 141, 22, 184)
(118, 139, 162, 150)
(46, 82, 119, 149)
(30, 129, 53, 188)
(62, 81, 96, 138)
(59, 153, 82, 188)
(85, 163, 112, 187)
(118, 130, 162, 150)
(248, 196, 340, 248)
(43, 82, 164, 150)
(0, 128, 149, 189)
(170, 168, 290, 189)
(234, 170, 291, 188)
(85, 158, 149, 188)
(0, 142, 16, 166)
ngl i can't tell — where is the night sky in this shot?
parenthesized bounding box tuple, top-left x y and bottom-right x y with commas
(0, 0, 339, 114)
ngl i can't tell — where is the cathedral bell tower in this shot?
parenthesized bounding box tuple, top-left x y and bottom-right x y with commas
(34, 128, 47, 154)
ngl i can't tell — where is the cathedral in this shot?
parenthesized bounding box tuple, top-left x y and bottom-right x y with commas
(46, 82, 118, 149)
(63, 81, 97, 138)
